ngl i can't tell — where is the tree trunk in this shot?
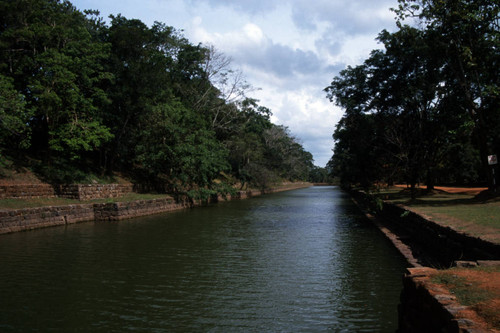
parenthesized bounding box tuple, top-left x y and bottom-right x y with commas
(426, 168, 435, 191)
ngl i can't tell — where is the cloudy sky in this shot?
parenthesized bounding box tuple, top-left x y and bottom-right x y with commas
(71, 0, 398, 167)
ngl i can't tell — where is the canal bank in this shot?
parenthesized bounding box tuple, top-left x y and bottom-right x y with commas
(0, 182, 311, 235)
(348, 189, 500, 332)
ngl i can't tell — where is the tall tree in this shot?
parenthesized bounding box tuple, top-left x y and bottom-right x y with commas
(0, 0, 113, 180)
(394, 0, 500, 190)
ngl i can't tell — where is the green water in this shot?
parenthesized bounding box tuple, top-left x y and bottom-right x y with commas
(0, 186, 407, 332)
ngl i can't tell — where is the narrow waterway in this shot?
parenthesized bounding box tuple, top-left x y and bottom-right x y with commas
(0, 186, 407, 332)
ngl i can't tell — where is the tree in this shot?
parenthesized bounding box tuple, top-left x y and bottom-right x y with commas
(325, 25, 481, 193)
(103, 16, 178, 172)
(133, 100, 229, 193)
(309, 166, 334, 183)
(0, 75, 30, 166)
(0, 0, 113, 180)
(263, 125, 313, 180)
(394, 0, 500, 190)
(368, 27, 450, 193)
(0, 0, 315, 190)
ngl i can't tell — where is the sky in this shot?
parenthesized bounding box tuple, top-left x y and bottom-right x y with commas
(71, 0, 398, 167)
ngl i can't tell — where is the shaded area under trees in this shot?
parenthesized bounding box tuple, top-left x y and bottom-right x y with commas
(325, 0, 499, 196)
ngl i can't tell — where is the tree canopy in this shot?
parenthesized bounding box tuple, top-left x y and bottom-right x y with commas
(326, 0, 499, 193)
(0, 0, 315, 196)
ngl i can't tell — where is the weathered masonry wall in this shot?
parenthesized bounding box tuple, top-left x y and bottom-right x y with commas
(0, 183, 312, 234)
(0, 184, 57, 199)
(0, 183, 308, 201)
(57, 184, 134, 200)
(349, 190, 500, 333)
(0, 199, 191, 234)
(0, 204, 95, 234)
(349, 190, 500, 267)
(94, 198, 186, 221)
(378, 202, 500, 266)
(0, 184, 134, 200)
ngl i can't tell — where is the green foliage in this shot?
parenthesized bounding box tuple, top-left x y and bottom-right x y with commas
(49, 120, 113, 160)
(308, 166, 334, 183)
(0, 75, 30, 165)
(133, 101, 230, 192)
(432, 272, 491, 306)
(326, 1, 500, 190)
(186, 188, 217, 201)
(0, 0, 314, 190)
(0, 0, 113, 166)
(392, 0, 500, 190)
(186, 182, 237, 201)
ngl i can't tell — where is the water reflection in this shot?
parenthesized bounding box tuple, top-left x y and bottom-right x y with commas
(0, 186, 406, 332)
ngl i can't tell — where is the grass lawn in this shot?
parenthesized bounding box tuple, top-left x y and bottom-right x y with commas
(431, 265, 500, 330)
(374, 187, 500, 244)
(0, 193, 172, 210)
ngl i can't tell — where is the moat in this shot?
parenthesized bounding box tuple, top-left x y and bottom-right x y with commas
(0, 186, 407, 332)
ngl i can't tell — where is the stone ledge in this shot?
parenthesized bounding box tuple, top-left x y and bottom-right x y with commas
(0, 183, 312, 234)
(0, 184, 57, 199)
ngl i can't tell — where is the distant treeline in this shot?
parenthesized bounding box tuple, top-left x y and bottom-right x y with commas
(325, 0, 500, 193)
(0, 0, 331, 196)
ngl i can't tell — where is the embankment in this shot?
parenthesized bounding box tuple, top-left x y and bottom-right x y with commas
(349, 189, 500, 333)
(0, 182, 311, 235)
(398, 266, 496, 333)
(349, 189, 500, 267)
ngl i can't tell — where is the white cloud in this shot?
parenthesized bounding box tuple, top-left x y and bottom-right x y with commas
(243, 23, 264, 43)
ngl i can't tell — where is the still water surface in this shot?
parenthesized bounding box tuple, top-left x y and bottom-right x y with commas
(0, 186, 407, 332)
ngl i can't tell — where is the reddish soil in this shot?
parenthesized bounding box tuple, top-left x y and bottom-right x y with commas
(431, 268, 500, 332)
(0, 172, 44, 185)
(391, 185, 500, 330)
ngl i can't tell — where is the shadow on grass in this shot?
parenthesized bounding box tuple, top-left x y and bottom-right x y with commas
(379, 188, 499, 207)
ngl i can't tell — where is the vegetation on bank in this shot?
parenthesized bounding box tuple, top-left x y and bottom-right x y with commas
(366, 186, 500, 243)
(325, 0, 500, 195)
(0, 0, 333, 198)
(431, 266, 500, 330)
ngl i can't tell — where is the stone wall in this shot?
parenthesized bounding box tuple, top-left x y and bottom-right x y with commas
(0, 204, 95, 234)
(348, 190, 500, 332)
(1, 182, 310, 201)
(349, 190, 500, 267)
(0, 183, 133, 200)
(94, 197, 185, 221)
(57, 184, 134, 200)
(378, 202, 500, 266)
(0, 184, 56, 199)
(0, 183, 312, 234)
(0, 199, 183, 234)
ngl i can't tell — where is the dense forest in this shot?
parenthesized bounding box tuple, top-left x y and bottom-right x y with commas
(0, 0, 329, 197)
(325, 0, 500, 194)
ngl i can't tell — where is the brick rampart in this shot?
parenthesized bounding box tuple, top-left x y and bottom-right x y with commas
(94, 197, 184, 221)
(0, 184, 133, 201)
(58, 184, 134, 200)
(0, 183, 312, 234)
(0, 204, 95, 234)
(0, 184, 56, 199)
